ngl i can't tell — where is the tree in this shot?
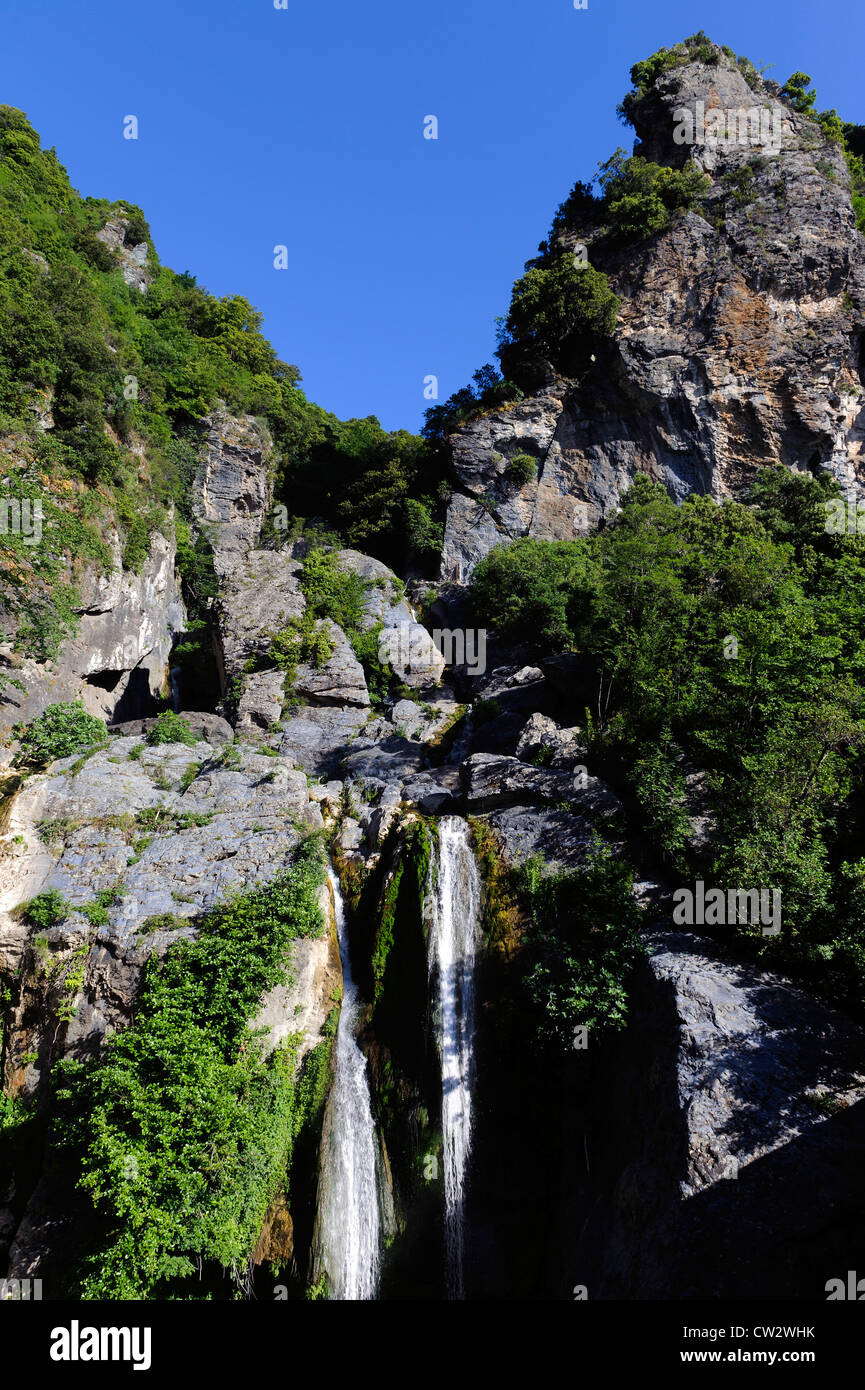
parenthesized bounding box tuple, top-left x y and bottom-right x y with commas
(780, 72, 817, 113)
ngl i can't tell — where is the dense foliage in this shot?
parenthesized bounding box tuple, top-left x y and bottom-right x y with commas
(262, 546, 401, 707)
(471, 471, 865, 1014)
(519, 844, 643, 1050)
(497, 257, 620, 388)
(53, 840, 330, 1298)
(15, 699, 107, 764)
(596, 150, 709, 241)
(145, 710, 198, 746)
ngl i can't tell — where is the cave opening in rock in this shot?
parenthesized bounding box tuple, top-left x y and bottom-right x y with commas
(167, 631, 223, 715)
(103, 667, 160, 725)
(85, 669, 124, 693)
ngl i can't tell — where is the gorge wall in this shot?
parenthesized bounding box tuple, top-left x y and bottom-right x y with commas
(1, 35, 864, 1300)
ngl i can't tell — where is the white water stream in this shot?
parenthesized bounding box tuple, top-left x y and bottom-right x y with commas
(315, 870, 381, 1300)
(429, 816, 482, 1299)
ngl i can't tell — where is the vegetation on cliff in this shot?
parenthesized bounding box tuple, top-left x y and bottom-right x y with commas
(52, 838, 329, 1298)
(471, 471, 865, 1014)
(425, 34, 863, 436)
(0, 104, 443, 670)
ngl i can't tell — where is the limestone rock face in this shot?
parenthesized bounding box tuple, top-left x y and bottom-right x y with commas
(462, 751, 619, 815)
(0, 733, 343, 1280)
(212, 540, 444, 768)
(0, 734, 333, 1079)
(192, 411, 275, 579)
(218, 550, 304, 680)
(0, 529, 185, 758)
(576, 931, 865, 1299)
(440, 394, 564, 583)
(438, 48, 865, 583)
(62, 531, 185, 697)
(337, 549, 446, 688)
(95, 217, 153, 293)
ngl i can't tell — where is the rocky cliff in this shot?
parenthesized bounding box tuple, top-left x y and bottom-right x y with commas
(1, 36, 864, 1301)
(439, 45, 865, 583)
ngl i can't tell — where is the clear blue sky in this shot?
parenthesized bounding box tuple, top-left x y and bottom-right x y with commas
(1, 0, 861, 433)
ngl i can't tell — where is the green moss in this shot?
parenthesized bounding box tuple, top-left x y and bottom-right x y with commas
(372, 863, 405, 1007)
(469, 819, 527, 956)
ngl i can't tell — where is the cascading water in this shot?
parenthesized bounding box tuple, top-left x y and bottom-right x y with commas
(315, 869, 381, 1300)
(429, 816, 482, 1299)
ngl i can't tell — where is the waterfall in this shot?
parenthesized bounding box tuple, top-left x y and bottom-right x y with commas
(315, 869, 381, 1300)
(429, 816, 482, 1299)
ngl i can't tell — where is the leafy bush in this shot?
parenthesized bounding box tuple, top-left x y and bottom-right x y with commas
(498, 257, 619, 385)
(269, 610, 335, 683)
(471, 697, 502, 728)
(597, 151, 709, 241)
(405, 497, 445, 561)
(505, 453, 538, 487)
(471, 537, 598, 650)
(16, 701, 107, 765)
(146, 711, 197, 746)
(299, 547, 369, 634)
(520, 842, 643, 1050)
(23, 888, 69, 928)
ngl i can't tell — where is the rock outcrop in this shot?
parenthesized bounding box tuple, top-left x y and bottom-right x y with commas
(574, 930, 865, 1299)
(438, 47, 865, 583)
(0, 726, 342, 1279)
(0, 528, 185, 760)
(192, 410, 275, 579)
(95, 217, 153, 294)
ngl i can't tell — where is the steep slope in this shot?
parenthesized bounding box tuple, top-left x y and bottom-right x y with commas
(436, 37, 865, 582)
(2, 35, 865, 1304)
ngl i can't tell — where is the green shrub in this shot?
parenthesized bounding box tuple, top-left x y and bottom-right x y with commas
(597, 151, 709, 241)
(139, 912, 186, 935)
(471, 536, 598, 650)
(471, 697, 502, 728)
(80, 901, 109, 927)
(270, 610, 335, 683)
(0, 1093, 29, 1135)
(16, 702, 107, 765)
(299, 547, 369, 633)
(349, 622, 391, 706)
(23, 888, 69, 928)
(520, 842, 644, 1049)
(471, 471, 865, 1015)
(146, 711, 197, 746)
(404, 497, 444, 561)
(505, 453, 538, 487)
(499, 257, 619, 383)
